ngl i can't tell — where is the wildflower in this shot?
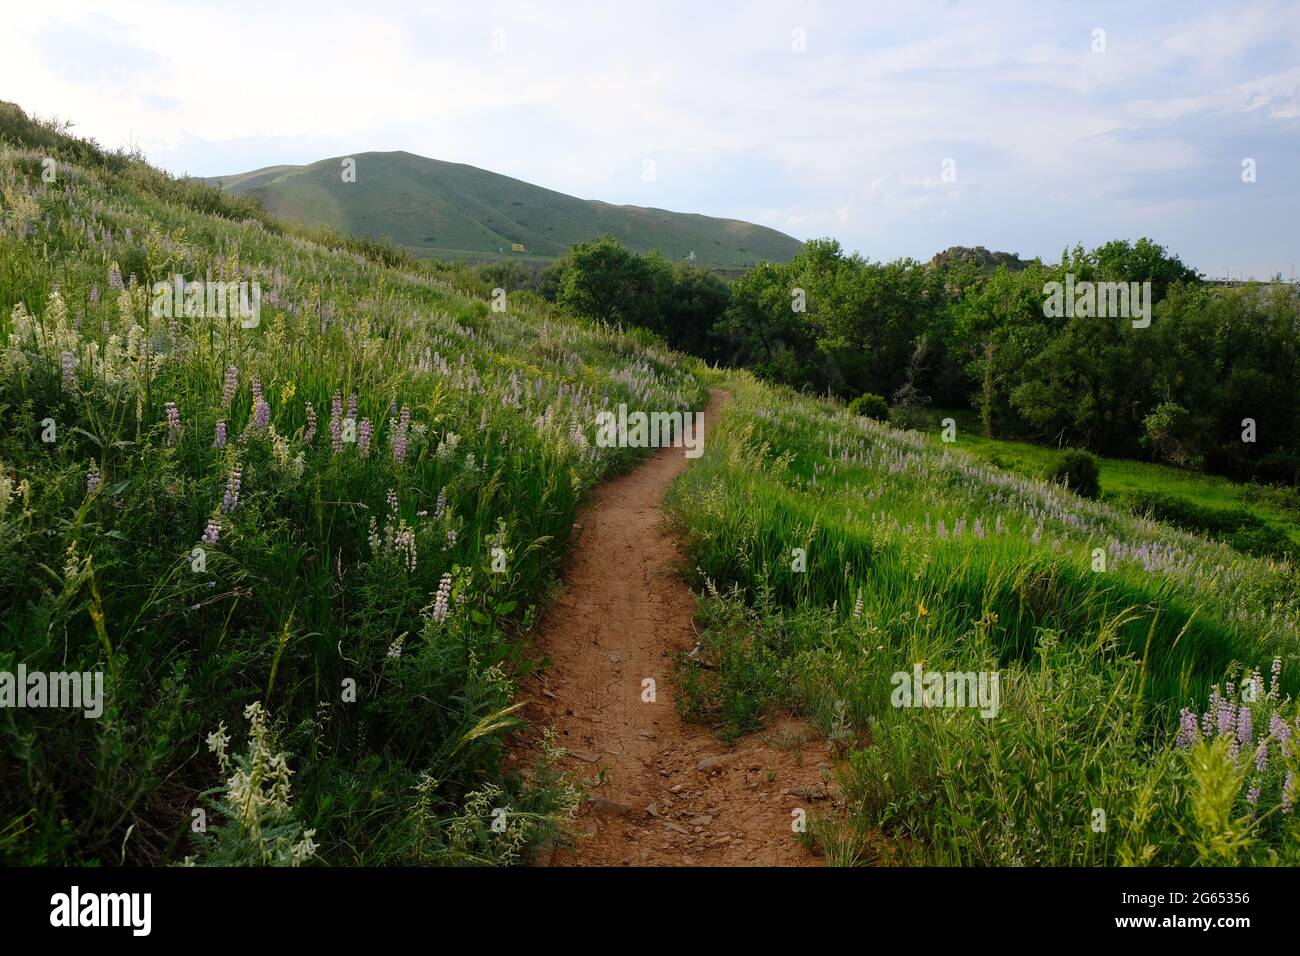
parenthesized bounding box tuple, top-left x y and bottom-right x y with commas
(445, 528, 457, 550)
(392, 405, 411, 464)
(853, 589, 863, 620)
(330, 392, 343, 454)
(108, 266, 124, 290)
(1216, 694, 1236, 739)
(357, 418, 373, 457)
(222, 468, 242, 513)
(221, 366, 239, 407)
(89, 284, 100, 306)
(1270, 713, 1293, 757)
(291, 830, 318, 865)
(251, 381, 269, 433)
(1247, 786, 1261, 805)
(1175, 708, 1199, 749)
(432, 573, 452, 624)
(1284, 771, 1296, 814)
(206, 721, 231, 773)
(60, 351, 76, 390)
(386, 633, 406, 659)
(433, 488, 447, 520)
(917, 602, 928, 618)
(201, 519, 221, 546)
(86, 461, 101, 495)
(1237, 707, 1253, 748)
(436, 432, 461, 461)
(164, 401, 180, 445)
(213, 420, 227, 449)
(303, 402, 317, 444)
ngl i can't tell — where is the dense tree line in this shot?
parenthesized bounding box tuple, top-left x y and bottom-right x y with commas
(496, 233, 1300, 484)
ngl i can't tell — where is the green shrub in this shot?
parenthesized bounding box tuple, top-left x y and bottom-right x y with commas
(847, 392, 889, 422)
(1050, 449, 1101, 499)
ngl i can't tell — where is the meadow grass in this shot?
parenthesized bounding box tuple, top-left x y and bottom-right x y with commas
(665, 372, 1300, 865)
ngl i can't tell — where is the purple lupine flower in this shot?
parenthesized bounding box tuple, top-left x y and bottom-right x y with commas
(346, 392, 358, 422)
(392, 404, 411, 464)
(61, 351, 76, 390)
(213, 420, 227, 449)
(1247, 786, 1261, 805)
(330, 391, 343, 454)
(1216, 693, 1236, 739)
(973, 518, 984, 539)
(1255, 738, 1269, 774)
(1202, 688, 1220, 737)
(108, 267, 124, 290)
(1175, 708, 1199, 749)
(201, 519, 220, 546)
(222, 468, 242, 513)
(432, 573, 452, 624)
(165, 402, 181, 446)
(1270, 713, 1293, 757)
(86, 461, 101, 495)
(251, 381, 269, 432)
(221, 366, 239, 407)
(303, 402, 317, 443)
(357, 418, 373, 457)
(1237, 706, 1253, 747)
(89, 285, 100, 306)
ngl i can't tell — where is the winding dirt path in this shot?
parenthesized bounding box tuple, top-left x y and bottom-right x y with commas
(521, 389, 831, 866)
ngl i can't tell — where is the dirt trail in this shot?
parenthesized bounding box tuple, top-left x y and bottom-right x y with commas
(521, 389, 831, 866)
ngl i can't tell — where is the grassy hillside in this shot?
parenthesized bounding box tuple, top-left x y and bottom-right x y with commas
(665, 373, 1300, 865)
(0, 108, 704, 864)
(206, 151, 803, 269)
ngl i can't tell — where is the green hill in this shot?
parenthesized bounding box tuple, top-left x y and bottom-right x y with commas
(205, 150, 803, 269)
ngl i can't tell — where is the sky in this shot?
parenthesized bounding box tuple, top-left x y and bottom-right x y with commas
(2, 0, 1298, 279)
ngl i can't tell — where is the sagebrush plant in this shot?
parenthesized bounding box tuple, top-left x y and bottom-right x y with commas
(0, 115, 704, 865)
(667, 370, 1300, 865)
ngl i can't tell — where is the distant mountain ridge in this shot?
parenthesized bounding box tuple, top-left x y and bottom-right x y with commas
(205, 151, 803, 269)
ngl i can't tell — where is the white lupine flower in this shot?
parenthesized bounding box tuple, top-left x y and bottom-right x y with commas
(432, 573, 452, 624)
